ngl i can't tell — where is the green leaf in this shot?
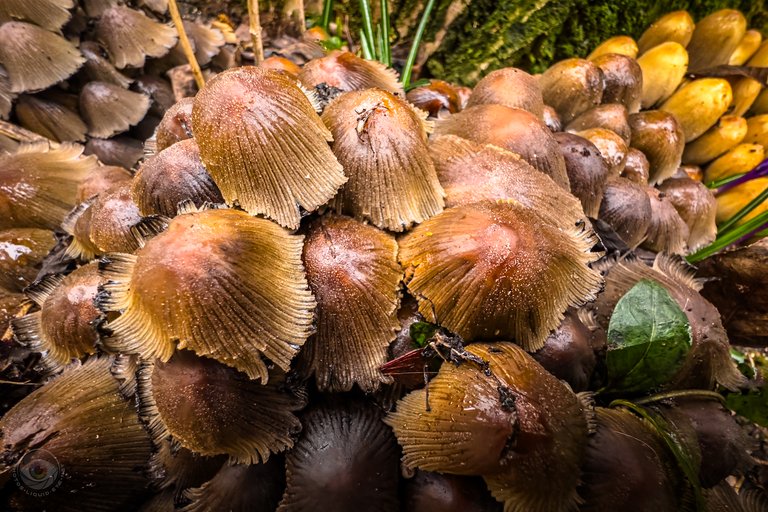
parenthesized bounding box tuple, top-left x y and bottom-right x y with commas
(606, 279, 692, 393)
(409, 321, 437, 348)
(726, 388, 768, 427)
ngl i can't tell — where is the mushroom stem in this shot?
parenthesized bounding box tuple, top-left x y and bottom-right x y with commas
(167, 0, 205, 89)
(248, 0, 265, 64)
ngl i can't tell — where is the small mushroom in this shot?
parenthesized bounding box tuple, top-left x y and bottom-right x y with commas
(465, 67, 544, 118)
(0, 0, 73, 31)
(641, 187, 690, 255)
(566, 103, 631, 143)
(705, 143, 764, 183)
(637, 42, 688, 109)
(298, 50, 402, 94)
(622, 147, 650, 183)
(405, 79, 462, 117)
(744, 114, 768, 147)
(79, 40, 133, 89)
(554, 132, 611, 217)
(587, 35, 638, 60)
(532, 309, 596, 392)
(15, 94, 87, 143)
(660, 78, 732, 142)
(729, 77, 761, 118)
(573, 127, 628, 177)
(686, 9, 746, 72)
(682, 115, 747, 166)
(628, 110, 685, 185)
(260, 56, 302, 79)
(637, 10, 694, 54)
(79, 81, 151, 138)
(404, 471, 501, 512)
(598, 177, 652, 248)
(592, 54, 643, 113)
(729, 29, 763, 65)
(155, 97, 195, 152)
(539, 58, 603, 124)
(95, 6, 178, 69)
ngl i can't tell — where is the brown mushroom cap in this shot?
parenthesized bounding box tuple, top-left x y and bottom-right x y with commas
(574, 127, 629, 177)
(539, 58, 604, 124)
(84, 136, 144, 169)
(434, 104, 570, 189)
(532, 310, 596, 392)
(0, 0, 73, 31)
(686, 9, 746, 73)
(0, 21, 84, 93)
(155, 97, 194, 152)
(628, 110, 685, 185)
(147, 440, 227, 504)
(79, 81, 151, 138)
(183, 20, 225, 66)
(622, 148, 651, 184)
(0, 357, 153, 511)
(0, 66, 14, 120)
(99, 207, 316, 381)
(132, 138, 223, 217)
(554, 132, 611, 217)
(79, 40, 133, 89)
(641, 186, 690, 255)
(566, 103, 631, 144)
(83, 0, 119, 17)
(658, 173, 718, 251)
(16, 94, 87, 143)
(404, 471, 502, 512)
(192, 67, 346, 230)
(298, 214, 401, 393)
(260, 56, 302, 80)
(0, 228, 55, 292)
(466, 67, 544, 118)
(399, 200, 602, 350)
(76, 164, 133, 203)
(322, 88, 445, 231)
(592, 53, 643, 113)
(137, 350, 306, 463)
(96, 6, 177, 69)
(598, 177, 652, 249)
(298, 50, 402, 94)
(86, 182, 143, 254)
(405, 79, 461, 117)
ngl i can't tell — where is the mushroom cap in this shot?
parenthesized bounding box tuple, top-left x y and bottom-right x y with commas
(628, 110, 685, 185)
(0, 228, 55, 292)
(686, 9, 746, 72)
(574, 127, 629, 177)
(0, 0, 73, 31)
(597, 177, 652, 249)
(76, 164, 132, 203)
(637, 42, 689, 109)
(539, 58, 604, 124)
(404, 471, 502, 512)
(658, 174, 718, 252)
(554, 132, 611, 217)
(637, 10, 694, 54)
(298, 50, 402, 94)
(192, 67, 346, 229)
(405, 79, 462, 117)
(466, 67, 544, 118)
(99, 207, 316, 381)
(79, 40, 133, 89)
(622, 147, 650, 184)
(84, 136, 144, 169)
(0, 66, 14, 120)
(183, 20, 225, 66)
(16, 94, 88, 143)
(566, 103, 631, 143)
(0, 21, 84, 93)
(260, 56, 302, 79)
(95, 6, 178, 69)
(532, 310, 596, 392)
(79, 81, 151, 138)
(660, 78, 732, 142)
(155, 97, 194, 152)
(434, 104, 570, 189)
(147, 439, 227, 503)
(322, 88, 445, 231)
(137, 350, 306, 463)
(87, 183, 143, 254)
(641, 186, 690, 255)
(399, 200, 602, 350)
(591, 53, 643, 113)
(132, 138, 223, 217)
(298, 214, 401, 393)
(83, 0, 119, 17)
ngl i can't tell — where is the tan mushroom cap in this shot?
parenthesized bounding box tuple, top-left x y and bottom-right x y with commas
(98, 207, 316, 381)
(399, 200, 602, 350)
(435, 104, 570, 189)
(574, 127, 629, 177)
(76, 164, 132, 203)
(16, 94, 87, 143)
(83, 0, 119, 17)
(80, 81, 151, 138)
(298, 50, 403, 94)
(0, 228, 54, 291)
(641, 186, 690, 255)
(155, 97, 194, 152)
(658, 174, 717, 252)
(12, 262, 102, 372)
(628, 110, 685, 185)
(430, 135, 586, 227)
(591, 53, 643, 114)
(0, 21, 84, 93)
(184, 20, 226, 66)
(466, 67, 544, 117)
(137, 350, 306, 463)
(0, 143, 98, 230)
(87, 183, 143, 254)
(598, 177, 652, 249)
(96, 6, 177, 69)
(80, 41, 133, 89)
(322, 88, 444, 231)
(132, 138, 223, 217)
(298, 215, 401, 393)
(539, 58, 604, 124)
(0, 0, 73, 32)
(62, 198, 100, 260)
(192, 67, 346, 229)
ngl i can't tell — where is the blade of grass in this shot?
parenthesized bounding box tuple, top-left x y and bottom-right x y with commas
(715, 157, 768, 195)
(687, 209, 768, 263)
(706, 173, 745, 190)
(401, 0, 436, 88)
(376, 24, 383, 62)
(717, 184, 768, 234)
(359, 29, 374, 60)
(358, 0, 376, 59)
(380, 0, 391, 66)
(320, 0, 333, 31)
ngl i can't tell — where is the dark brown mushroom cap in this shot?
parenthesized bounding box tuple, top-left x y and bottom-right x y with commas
(298, 215, 400, 393)
(0, 143, 98, 230)
(399, 200, 602, 350)
(138, 350, 306, 463)
(0, 357, 153, 511)
(532, 310, 596, 392)
(0, 0, 73, 31)
(566, 103, 631, 143)
(80, 81, 151, 138)
(434, 104, 570, 189)
(574, 127, 629, 177)
(404, 471, 502, 512)
(641, 186, 690, 255)
(95, 6, 177, 69)
(704, 482, 768, 512)
(622, 147, 650, 184)
(578, 407, 682, 512)
(16, 94, 87, 143)
(0, 287, 25, 336)
(554, 132, 610, 217)
(592, 53, 643, 113)
(429, 135, 586, 227)
(466, 67, 544, 118)
(597, 177, 652, 249)
(0, 21, 84, 93)
(134, 75, 175, 118)
(84, 136, 144, 169)
(0, 228, 55, 292)
(629, 110, 685, 185)
(322, 88, 444, 231)
(155, 97, 194, 152)
(12, 261, 101, 372)
(298, 50, 402, 94)
(192, 66, 346, 230)
(539, 58, 604, 124)
(278, 400, 400, 512)
(132, 138, 223, 217)
(658, 174, 717, 251)
(99, 207, 316, 381)
(79, 41, 133, 89)
(76, 164, 132, 203)
(148, 440, 227, 504)
(405, 79, 461, 117)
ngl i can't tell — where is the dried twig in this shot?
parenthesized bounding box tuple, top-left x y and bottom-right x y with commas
(167, 0, 205, 89)
(248, 0, 265, 64)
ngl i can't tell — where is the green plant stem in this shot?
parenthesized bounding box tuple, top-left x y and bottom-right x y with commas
(358, 0, 375, 58)
(632, 390, 726, 406)
(401, 0, 436, 88)
(320, 0, 333, 31)
(359, 29, 374, 60)
(717, 185, 768, 234)
(376, 24, 384, 62)
(380, 0, 391, 66)
(706, 173, 745, 190)
(687, 209, 768, 263)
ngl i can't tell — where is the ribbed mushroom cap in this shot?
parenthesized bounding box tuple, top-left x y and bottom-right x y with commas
(0, 143, 98, 230)
(298, 50, 402, 94)
(96, 6, 177, 69)
(192, 67, 346, 230)
(405, 79, 461, 117)
(62, 198, 99, 260)
(0, 357, 153, 511)
(278, 400, 400, 512)
(146, 439, 227, 505)
(386, 342, 589, 512)
(554, 132, 611, 217)
(137, 350, 306, 463)
(12, 262, 101, 372)
(592, 53, 643, 113)
(658, 174, 717, 251)
(628, 110, 685, 185)
(86, 182, 143, 254)
(132, 138, 223, 217)
(642, 186, 690, 254)
(0, 21, 84, 93)
(705, 482, 768, 512)
(622, 148, 650, 184)
(0, 0, 73, 31)
(322, 88, 444, 231)
(566, 103, 631, 143)
(434, 104, 570, 189)
(598, 177, 652, 249)
(466, 67, 544, 118)
(430, 135, 586, 226)
(16, 94, 87, 143)
(404, 471, 502, 512)
(399, 200, 602, 350)
(155, 97, 194, 152)
(84, 135, 144, 169)
(80, 81, 151, 138)
(0, 228, 55, 292)
(539, 58, 604, 124)
(0, 66, 14, 119)
(98, 207, 316, 381)
(76, 164, 132, 203)
(298, 214, 400, 393)
(183, 20, 225, 66)
(574, 127, 628, 177)
(80, 41, 133, 89)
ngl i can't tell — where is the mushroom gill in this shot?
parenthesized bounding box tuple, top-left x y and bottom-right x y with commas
(95, 6, 178, 69)
(0, 0, 73, 32)
(15, 94, 88, 143)
(79, 81, 151, 138)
